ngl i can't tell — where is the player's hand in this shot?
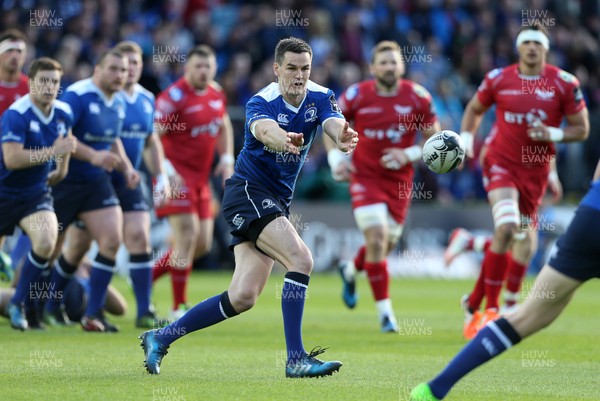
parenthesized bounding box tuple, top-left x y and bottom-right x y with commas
(333, 158, 355, 181)
(284, 132, 304, 155)
(337, 121, 358, 154)
(52, 133, 77, 156)
(527, 123, 551, 141)
(47, 169, 64, 186)
(124, 168, 140, 189)
(380, 148, 410, 170)
(153, 174, 172, 207)
(547, 170, 563, 204)
(91, 150, 121, 172)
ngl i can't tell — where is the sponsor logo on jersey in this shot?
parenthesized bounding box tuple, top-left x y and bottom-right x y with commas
(350, 183, 366, 193)
(168, 87, 183, 102)
(262, 199, 276, 209)
(208, 100, 223, 110)
(535, 89, 555, 100)
(498, 89, 523, 96)
(504, 108, 547, 125)
(183, 104, 204, 114)
(329, 94, 341, 113)
(277, 113, 290, 125)
(89, 103, 100, 114)
(394, 105, 413, 114)
(29, 120, 40, 133)
(356, 107, 383, 115)
(573, 87, 583, 103)
(232, 214, 245, 229)
(304, 107, 317, 122)
(345, 84, 358, 100)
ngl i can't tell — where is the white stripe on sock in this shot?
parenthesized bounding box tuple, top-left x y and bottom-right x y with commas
(218, 302, 229, 319)
(55, 261, 74, 278)
(129, 261, 152, 270)
(28, 252, 49, 269)
(92, 261, 115, 273)
(284, 277, 308, 289)
(487, 321, 513, 350)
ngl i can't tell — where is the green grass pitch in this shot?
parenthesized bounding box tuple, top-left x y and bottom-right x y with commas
(1, 271, 599, 401)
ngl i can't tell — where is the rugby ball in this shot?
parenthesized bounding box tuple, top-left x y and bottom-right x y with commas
(422, 130, 465, 174)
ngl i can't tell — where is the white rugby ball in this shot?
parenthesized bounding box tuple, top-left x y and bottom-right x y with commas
(422, 130, 465, 174)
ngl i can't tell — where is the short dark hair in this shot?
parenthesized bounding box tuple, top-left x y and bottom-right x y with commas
(0, 29, 27, 44)
(187, 45, 215, 60)
(28, 57, 62, 79)
(274, 37, 312, 65)
(114, 40, 143, 56)
(95, 49, 126, 66)
(371, 40, 402, 64)
(517, 23, 549, 38)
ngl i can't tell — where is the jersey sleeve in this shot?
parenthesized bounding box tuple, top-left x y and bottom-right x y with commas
(61, 90, 83, 125)
(557, 70, 586, 115)
(154, 88, 181, 133)
(338, 84, 359, 121)
(1, 110, 27, 144)
(476, 68, 503, 108)
(318, 89, 345, 125)
(245, 95, 275, 133)
(412, 83, 438, 125)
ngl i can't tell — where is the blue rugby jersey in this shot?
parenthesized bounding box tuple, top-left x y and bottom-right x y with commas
(233, 81, 344, 206)
(61, 78, 126, 182)
(112, 84, 155, 185)
(0, 95, 73, 200)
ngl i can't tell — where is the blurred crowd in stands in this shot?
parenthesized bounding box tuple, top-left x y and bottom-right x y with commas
(2, 0, 599, 201)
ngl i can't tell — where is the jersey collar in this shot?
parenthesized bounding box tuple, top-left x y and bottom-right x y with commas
(28, 95, 56, 125)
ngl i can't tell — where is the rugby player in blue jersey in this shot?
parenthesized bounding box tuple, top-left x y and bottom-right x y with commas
(139, 37, 358, 377)
(60, 41, 170, 329)
(43, 49, 139, 332)
(0, 57, 76, 330)
(411, 158, 600, 400)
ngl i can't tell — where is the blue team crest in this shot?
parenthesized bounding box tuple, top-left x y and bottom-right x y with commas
(56, 120, 67, 136)
(29, 120, 41, 133)
(169, 87, 183, 102)
(304, 107, 317, 122)
(89, 102, 100, 114)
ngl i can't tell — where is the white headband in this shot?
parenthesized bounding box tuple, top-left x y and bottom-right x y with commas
(0, 39, 26, 55)
(516, 29, 549, 50)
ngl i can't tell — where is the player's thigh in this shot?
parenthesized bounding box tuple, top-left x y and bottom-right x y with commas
(168, 213, 199, 243)
(228, 241, 274, 308)
(19, 210, 58, 257)
(194, 218, 214, 257)
(256, 216, 312, 273)
(63, 223, 93, 264)
(506, 265, 582, 338)
(122, 211, 151, 253)
(79, 206, 123, 248)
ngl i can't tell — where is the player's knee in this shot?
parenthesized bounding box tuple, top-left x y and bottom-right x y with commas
(229, 288, 258, 313)
(124, 227, 149, 252)
(195, 237, 212, 257)
(288, 245, 313, 274)
(31, 237, 57, 259)
(365, 235, 386, 256)
(494, 222, 517, 246)
(97, 235, 121, 258)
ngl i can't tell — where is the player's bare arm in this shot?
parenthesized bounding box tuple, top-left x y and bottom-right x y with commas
(380, 119, 442, 170)
(2, 132, 76, 170)
(324, 134, 354, 182)
(528, 107, 590, 143)
(71, 139, 120, 172)
(111, 138, 140, 188)
(323, 118, 358, 154)
(214, 112, 235, 186)
(252, 119, 304, 155)
(460, 96, 489, 158)
(143, 133, 171, 203)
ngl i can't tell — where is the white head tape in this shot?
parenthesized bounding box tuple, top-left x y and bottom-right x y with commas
(0, 39, 26, 55)
(516, 29, 549, 50)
